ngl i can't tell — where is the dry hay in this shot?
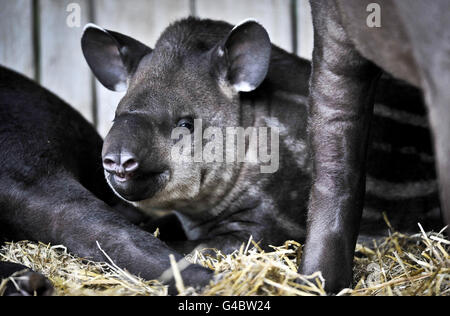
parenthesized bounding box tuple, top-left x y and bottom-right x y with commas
(1, 223, 449, 296)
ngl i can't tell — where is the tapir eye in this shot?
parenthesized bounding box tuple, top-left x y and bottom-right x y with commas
(177, 118, 194, 133)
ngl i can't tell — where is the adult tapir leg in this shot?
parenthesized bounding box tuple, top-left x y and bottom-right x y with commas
(300, 1, 381, 292)
(429, 97, 450, 232)
(421, 72, 450, 232)
(0, 175, 212, 293)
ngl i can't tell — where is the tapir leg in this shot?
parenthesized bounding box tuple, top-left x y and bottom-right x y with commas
(300, 1, 381, 293)
(0, 175, 212, 293)
(109, 199, 149, 225)
(427, 92, 450, 233)
(143, 214, 260, 255)
(0, 262, 53, 296)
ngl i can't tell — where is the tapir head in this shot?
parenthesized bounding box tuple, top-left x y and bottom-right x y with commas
(81, 18, 271, 213)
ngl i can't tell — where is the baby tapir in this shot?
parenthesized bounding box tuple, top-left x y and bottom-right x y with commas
(0, 66, 212, 295)
(82, 17, 441, 261)
(304, 0, 450, 292)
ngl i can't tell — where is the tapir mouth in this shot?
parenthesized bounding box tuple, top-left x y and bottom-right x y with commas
(107, 170, 170, 202)
(113, 172, 135, 183)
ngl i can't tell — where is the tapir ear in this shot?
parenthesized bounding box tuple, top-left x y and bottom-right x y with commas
(81, 24, 152, 92)
(212, 19, 271, 93)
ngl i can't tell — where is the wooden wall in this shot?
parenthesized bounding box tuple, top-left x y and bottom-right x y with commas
(0, 0, 313, 137)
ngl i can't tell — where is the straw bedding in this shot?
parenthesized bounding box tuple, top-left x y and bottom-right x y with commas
(1, 223, 448, 296)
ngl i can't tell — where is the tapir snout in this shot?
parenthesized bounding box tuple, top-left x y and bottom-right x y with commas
(102, 113, 171, 201)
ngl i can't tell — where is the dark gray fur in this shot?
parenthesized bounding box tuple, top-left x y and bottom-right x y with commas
(0, 66, 212, 295)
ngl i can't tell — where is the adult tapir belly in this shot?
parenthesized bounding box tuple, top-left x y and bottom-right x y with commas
(334, 0, 422, 86)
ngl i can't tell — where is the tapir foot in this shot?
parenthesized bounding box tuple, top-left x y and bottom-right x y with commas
(299, 232, 355, 294)
(299, 264, 352, 295)
(163, 263, 214, 296)
(3, 269, 54, 296)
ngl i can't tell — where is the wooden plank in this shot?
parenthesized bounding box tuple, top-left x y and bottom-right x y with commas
(297, 0, 313, 60)
(39, 0, 94, 123)
(93, 0, 191, 137)
(196, 0, 293, 52)
(0, 0, 35, 79)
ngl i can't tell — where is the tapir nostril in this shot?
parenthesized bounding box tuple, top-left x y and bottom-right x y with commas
(122, 158, 139, 173)
(102, 153, 139, 177)
(103, 156, 119, 173)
